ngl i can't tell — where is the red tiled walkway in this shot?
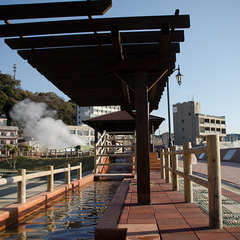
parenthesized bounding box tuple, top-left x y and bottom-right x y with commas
(118, 171, 240, 240)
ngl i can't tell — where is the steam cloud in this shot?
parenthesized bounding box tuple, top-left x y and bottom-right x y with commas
(10, 99, 85, 149)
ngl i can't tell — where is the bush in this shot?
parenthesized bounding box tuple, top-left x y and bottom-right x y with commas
(0, 156, 94, 173)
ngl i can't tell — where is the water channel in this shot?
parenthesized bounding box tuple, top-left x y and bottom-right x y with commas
(0, 180, 122, 240)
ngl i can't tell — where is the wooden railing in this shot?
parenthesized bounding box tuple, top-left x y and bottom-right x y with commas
(160, 135, 222, 229)
(0, 163, 82, 204)
(94, 131, 136, 174)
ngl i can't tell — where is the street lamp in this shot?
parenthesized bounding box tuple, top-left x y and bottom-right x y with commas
(167, 65, 183, 149)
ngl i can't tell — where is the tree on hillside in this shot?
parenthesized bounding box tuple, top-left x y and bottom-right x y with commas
(0, 71, 76, 126)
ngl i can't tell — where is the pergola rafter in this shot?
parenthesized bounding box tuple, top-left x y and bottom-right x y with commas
(0, 0, 190, 205)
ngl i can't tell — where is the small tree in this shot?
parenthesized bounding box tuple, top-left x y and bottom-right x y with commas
(5, 145, 18, 170)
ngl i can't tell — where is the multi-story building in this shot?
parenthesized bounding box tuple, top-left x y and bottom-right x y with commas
(0, 115, 18, 154)
(68, 125, 95, 146)
(75, 105, 121, 145)
(76, 105, 121, 125)
(173, 101, 226, 146)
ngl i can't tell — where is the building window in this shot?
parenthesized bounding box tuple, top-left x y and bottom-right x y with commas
(0, 140, 5, 144)
(83, 130, 89, 136)
(90, 131, 95, 136)
(1, 132, 6, 136)
(189, 113, 191, 116)
(69, 130, 75, 134)
(10, 140, 14, 144)
(3, 120, 7, 125)
(222, 129, 226, 134)
(77, 130, 82, 136)
(182, 128, 185, 131)
(182, 119, 184, 123)
(10, 132, 15, 137)
(221, 121, 226, 126)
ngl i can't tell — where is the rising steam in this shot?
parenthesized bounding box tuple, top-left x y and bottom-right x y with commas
(10, 99, 85, 149)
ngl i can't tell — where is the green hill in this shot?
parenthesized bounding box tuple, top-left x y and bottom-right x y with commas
(0, 71, 76, 126)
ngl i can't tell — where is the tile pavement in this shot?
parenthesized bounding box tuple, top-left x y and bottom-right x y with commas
(118, 171, 240, 240)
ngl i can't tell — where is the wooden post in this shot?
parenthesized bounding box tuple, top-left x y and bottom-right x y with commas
(183, 142, 193, 203)
(55, 149, 57, 158)
(207, 135, 222, 229)
(17, 169, 26, 204)
(172, 145, 179, 191)
(135, 70, 150, 205)
(47, 165, 54, 192)
(65, 164, 70, 184)
(165, 148, 171, 183)
(160, 149, 165, 179)
(77, 162, 82, 180)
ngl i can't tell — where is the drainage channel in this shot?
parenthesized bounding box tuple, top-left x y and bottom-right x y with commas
(0, 180, 122, 240)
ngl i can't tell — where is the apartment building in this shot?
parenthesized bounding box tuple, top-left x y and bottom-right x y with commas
(76, 105, 121, 125)
(173, 101, 226, 146)
(68, 125, 95, 146)
(0, 115, 18, 154)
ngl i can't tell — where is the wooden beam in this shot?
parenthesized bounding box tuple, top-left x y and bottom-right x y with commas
(158, 23, 170, 58)
(148, 69, 169, 92)
(0, 0, 112, 20)
(17, 43, 179, 60)
(135, 70, 150, 205)
(0, 15, 190, 38)
(107, 58, 175, 71)
(111, 25, 124, 60)
(121, 81, 131, 104)
(5, 30, 184, 50)
(112, 71, 135, 92)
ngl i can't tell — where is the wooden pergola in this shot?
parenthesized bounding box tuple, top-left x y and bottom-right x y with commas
(0, 0, 190, 205)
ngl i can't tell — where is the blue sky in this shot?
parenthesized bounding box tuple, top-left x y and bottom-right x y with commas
(0, 0, 240, 134)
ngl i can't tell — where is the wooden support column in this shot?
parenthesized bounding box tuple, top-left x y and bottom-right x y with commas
(135, 70, 150, 205)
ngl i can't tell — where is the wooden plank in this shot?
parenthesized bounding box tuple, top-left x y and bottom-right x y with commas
(158, 23, 170, 58)
(111, 25, 123, 60)
(106, 58, 175, 71)
(135, 70, 150, 205)
(0, 0, 112, 20)
(17, 43, 179, 60)
(5, 30, 184, 50)
(0, 15, 190, 37)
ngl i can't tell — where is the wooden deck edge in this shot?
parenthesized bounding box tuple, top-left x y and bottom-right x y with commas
(95, 178, 130, 240)
(0, 174, 94, 232)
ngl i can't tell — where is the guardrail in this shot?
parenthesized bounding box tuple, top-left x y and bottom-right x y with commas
(160, 135, 222, 229)
(0, 163, 82, 204)
(94, 131, 136, 174)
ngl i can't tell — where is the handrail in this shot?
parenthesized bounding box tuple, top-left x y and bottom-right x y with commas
(160, 135, 222, 229)
(0, 163, 82, 204)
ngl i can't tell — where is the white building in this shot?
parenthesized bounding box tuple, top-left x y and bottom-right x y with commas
(76, 105, 121, 125)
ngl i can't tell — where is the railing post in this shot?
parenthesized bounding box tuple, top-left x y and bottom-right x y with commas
(160, 149, 165, 179)
(183, 142, 193, 203)
(65, 164, 70, 184)
(172, 145, 179, 191)
(47, 165, 54, 192)
(17, 169, 26, 204)
(207, 135, 222, 229)
(94, 143, 97, 174)
(165, 148, 170, 183)
(77, 162, 82, 180)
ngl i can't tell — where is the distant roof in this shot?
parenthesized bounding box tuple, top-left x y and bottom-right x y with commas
(83, 111, 164, 133)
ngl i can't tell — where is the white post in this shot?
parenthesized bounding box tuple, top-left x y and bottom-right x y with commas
(17, 169, 26, 204)
(207, 135, 222, 229)
(65, 164, 70, 184)
(77, 162, 82, 180)
(172, 145, 179, 191)
(183, 142, 193, 203)
(47, 165, 54, 192)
